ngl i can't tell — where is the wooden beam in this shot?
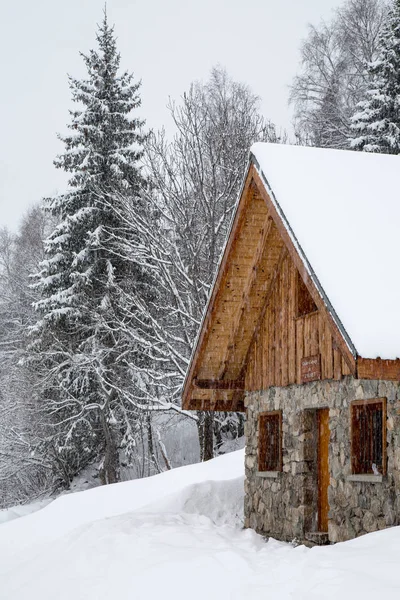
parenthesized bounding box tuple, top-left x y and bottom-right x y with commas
(193, 379, 244, 390)
(188, 390, 246, 412)
(357, 357, 400, 380)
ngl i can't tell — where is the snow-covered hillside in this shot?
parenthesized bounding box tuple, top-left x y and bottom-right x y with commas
(1, 450, 399, 599)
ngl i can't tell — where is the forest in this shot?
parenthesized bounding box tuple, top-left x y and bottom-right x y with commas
(1, 0, 399, 508)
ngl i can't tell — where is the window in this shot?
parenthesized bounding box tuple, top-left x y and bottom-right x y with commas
(296, 271, 317, 318)
(351, 398, 386, 475)
(258, 411, 282, 472)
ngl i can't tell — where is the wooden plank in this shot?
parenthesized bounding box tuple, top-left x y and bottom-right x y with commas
(267, 305, 274, 387)
(357, 358, 400, 380)
(193, 379, 244, 390)
(261, 307, 268, 390)
(274, 281, 281, 386)
(318, 313, 326, 380)
(342, 356, 351, 376)
(303, 313, 311, 358)
(246, 344, 253, 390)
(258, 316, 264, 389)
(296, 318, 304, 384)
(288, 261, 296, 384)
(333, 348, 342, 380)
(325, 319, 334, 380)
(281, 255, 289, 387)
(309, 313, 319, 356)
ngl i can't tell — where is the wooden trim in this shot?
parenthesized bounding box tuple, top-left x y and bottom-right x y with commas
(295, 310, 319, 321)
(350, 397, 387, 476)
(357, 358, 400, 381)
(317, 407, 330, 532)
(193, 379, 244, 390)
(251, 167, 356, 376)
(189, 390, 246, 412)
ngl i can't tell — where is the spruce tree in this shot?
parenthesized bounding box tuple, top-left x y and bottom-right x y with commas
(31, 11, 154, 485)
(350, 0, 400, 153)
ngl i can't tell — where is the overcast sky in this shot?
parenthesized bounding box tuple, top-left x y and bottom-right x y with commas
(1, 0, 345, 231)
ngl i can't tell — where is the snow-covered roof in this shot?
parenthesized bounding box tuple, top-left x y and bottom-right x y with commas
(251, 143, 400, 360)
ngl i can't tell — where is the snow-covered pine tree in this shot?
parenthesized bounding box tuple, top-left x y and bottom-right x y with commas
(350, 0, 400, 153)
(30, 11, 155, 486)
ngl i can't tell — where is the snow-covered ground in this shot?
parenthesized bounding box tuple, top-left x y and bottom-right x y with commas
(1, 449, 399, 599)
(0, 498, 52, 525)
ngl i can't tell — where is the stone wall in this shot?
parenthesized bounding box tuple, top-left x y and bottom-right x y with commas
(244, 378, 400, 544)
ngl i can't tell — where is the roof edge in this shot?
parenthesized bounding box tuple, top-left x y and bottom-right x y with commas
(250, 151, 358, 359)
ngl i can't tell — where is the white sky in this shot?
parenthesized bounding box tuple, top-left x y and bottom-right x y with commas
(0, 0, 345, 231)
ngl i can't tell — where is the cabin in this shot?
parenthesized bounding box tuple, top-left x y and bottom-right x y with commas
(182, 143, 400, 545)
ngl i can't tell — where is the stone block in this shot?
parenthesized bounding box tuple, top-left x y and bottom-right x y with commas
(370, 498, 382, 518)
(362, 511, 378, 533)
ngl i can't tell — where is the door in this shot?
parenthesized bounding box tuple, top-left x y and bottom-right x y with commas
(317, 408, 330, 532)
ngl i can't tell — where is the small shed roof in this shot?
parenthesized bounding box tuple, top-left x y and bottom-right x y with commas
(251, 143, 400, 360)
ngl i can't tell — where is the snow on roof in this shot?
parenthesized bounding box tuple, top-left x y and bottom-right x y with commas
(251, 142, 400, 360)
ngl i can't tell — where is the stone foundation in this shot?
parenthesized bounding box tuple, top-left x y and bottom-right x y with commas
(244, 378, 400, 543)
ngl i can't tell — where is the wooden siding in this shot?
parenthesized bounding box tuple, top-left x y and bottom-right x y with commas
(357, 358, 400, 380)
(244, 252, 349, 391)
(182, 164, 360, 412)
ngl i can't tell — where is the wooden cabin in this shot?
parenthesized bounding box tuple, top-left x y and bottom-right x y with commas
(182, 143, 400, 544)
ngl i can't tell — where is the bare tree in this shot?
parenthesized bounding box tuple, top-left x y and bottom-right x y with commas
(291, 0, 386, 148)
(0, 206, 55, 507)
(104, 67, 283, 461)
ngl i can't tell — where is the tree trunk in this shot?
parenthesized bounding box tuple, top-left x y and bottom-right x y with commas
(214, 416, 224, 455)
(99, 411, 119, 484)
(147, 413, 161, 475)
(197, 411, 205, 461)
(237, 413, 245, 438)
(203, 411, 214, 461)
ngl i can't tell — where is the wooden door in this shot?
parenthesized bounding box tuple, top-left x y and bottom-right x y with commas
(318, 408, 330, 532)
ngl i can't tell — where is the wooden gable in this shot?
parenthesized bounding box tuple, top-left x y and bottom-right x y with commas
(182, 160, 399, 412)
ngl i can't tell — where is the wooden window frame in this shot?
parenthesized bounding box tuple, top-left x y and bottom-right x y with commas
(350, 398, 387, 476)
(258, 410, 282, 473)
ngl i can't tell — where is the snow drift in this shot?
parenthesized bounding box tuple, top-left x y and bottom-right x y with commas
(1, 449, 400, 599)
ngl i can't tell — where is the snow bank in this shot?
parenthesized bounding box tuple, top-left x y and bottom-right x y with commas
(1, 448, 400, 599)
(0, 448, 244, 553)
(251, 143, 400, 359)
(0, 498, 51, 525)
